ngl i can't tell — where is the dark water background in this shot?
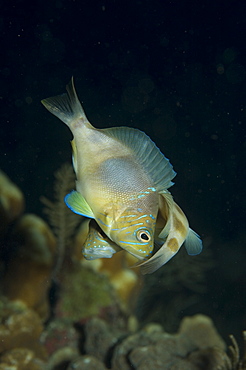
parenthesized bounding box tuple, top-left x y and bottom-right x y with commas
(0, 0, 245, 343)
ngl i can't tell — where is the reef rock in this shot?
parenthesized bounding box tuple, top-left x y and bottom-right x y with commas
(83, 317, 121, 363)
(83, 314, 228, 370)
(67, 355, 107, 370)
(0, 348, 46, 370)
(0, 300, 46, 359)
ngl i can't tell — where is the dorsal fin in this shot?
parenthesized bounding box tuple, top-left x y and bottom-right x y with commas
(102, 127, 176, 192)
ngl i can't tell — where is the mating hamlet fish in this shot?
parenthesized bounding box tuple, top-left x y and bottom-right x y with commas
(41, 78, 202, 273)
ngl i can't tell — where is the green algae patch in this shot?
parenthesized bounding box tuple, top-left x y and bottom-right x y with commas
(56, 264, 116, 321)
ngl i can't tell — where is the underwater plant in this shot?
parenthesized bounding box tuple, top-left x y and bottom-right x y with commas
(227, 332, 246, 370)
(41, 163, 82, 278)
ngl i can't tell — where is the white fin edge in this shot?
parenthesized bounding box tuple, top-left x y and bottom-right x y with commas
(65, 190, 95, 218)
(103, 127, 177, 192)
(184, 228, 203, 255)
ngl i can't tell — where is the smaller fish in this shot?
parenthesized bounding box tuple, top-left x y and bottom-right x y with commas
(81, 219, 121, 260)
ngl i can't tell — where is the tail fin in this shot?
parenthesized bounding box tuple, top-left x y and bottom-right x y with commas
(41, 77, 87, 127)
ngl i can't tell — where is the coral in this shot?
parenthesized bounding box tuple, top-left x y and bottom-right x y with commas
(177, 314, 226, 352)
(67, 355, 107, 369)
(0, 292, 244, 370)
(46, 346, 80, 369)
(0, 348, 46, 370)
(100, 252, 141, 308)
(0, 167, 244, 370)
(81, 314, 229, 370)
(41, 318, 80, 356)
(2, 214, 56, 319)
(83, 317, 122, 364)
(0, 170, 24, 234)
(0, 298, 46, 359)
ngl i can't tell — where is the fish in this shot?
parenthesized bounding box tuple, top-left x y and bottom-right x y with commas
(41, 78, 202, 273)
(81, 218, 120, 260)
(79, 195, 202, 274)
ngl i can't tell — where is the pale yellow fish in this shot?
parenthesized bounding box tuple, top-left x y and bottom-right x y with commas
(41, 78, 202, 272)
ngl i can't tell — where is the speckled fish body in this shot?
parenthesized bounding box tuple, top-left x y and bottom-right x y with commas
(42, 78, 202, 272)
(81, 219, 120, 260)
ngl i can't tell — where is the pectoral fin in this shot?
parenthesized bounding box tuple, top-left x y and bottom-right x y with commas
(65, 190, 95, 218)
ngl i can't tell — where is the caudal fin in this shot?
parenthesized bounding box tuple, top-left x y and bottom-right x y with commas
(41, 77, 87, 127)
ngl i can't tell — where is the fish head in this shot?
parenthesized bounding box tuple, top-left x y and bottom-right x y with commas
(108, 207, 157, 260)
(93, 187, 159, 260)
(82, 219, 120, 260)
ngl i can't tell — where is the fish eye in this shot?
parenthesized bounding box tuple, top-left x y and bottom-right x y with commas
(136, 230, 151, 242)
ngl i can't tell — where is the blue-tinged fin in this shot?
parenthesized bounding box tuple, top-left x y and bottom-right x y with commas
(102, 127, 176, 192)
(41, 77, 89, 127)
(184, 228, 203, 255)
(65, 190, 95, 218)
